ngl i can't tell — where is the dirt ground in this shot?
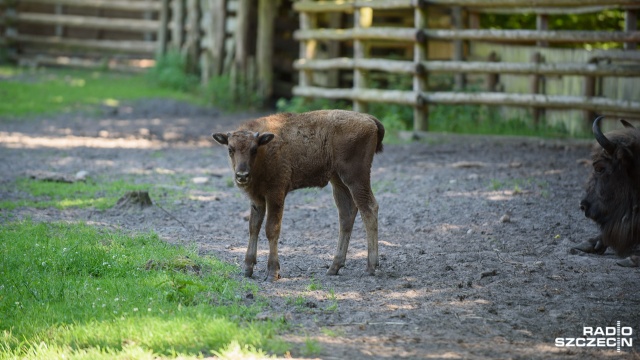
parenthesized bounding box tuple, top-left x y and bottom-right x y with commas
(1, 99, 639, 359)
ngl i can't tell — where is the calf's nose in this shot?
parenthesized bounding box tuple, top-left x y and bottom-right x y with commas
(235, 171, 250, 183)
(579, 200, 589, 215)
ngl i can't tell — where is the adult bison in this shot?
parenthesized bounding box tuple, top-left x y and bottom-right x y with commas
(212, 110, 384, 281)
(574, 116, 640, 267)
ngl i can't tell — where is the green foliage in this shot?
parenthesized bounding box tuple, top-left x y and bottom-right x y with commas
(0, 66, 196, 118)
(146, 51, 199, 92)
(0, 177, 150, 210)
(428, 103, 572, 138)
(203, 74, 263, 112)
(306, 277, 322, 291)
(0, 221, 289, 358)
(480, 9, 625, 49)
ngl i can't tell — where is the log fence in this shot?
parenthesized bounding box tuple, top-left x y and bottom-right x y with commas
(293, 0, 640, 131)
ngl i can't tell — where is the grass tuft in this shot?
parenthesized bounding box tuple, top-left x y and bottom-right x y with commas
(0, 221, 289, 358)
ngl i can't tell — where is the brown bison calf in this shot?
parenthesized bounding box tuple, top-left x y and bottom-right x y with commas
(574, 116, 640, 267)
(212, 110, 384, 281)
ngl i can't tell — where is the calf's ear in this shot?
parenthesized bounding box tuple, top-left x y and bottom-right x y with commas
(212, 132, 229, 145)
(258, 133, 275, 146)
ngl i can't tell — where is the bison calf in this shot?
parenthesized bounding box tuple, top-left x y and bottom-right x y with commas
(212, 110, 384, 281)
(574, 116, 640, 267)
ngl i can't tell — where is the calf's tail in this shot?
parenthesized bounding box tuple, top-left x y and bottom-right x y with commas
(371, 116, 385, 153)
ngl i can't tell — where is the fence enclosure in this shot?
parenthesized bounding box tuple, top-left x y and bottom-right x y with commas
(2, 0, 640, 132)
(0, 0, 298, 100)
(293, 0, 640, 132)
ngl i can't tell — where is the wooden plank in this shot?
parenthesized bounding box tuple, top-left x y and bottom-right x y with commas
(295, 58, 640, 77)
(211, 0, 226, 76)
(156, 0, 169, 56)
(420, 0, 638, 7)
(172, 0, 185, 49)
(234, 0, 250, 69)
(419, 91, 640, 113)
(16, 54, 149, 72)
(353, 7, 369, 113)
(469, 6, 631, 15)
(295, 58, 416, 73)
(19, 0, 162, 11)
(419, 29, 640, 43)
(626, 9, 638, 50)
(257, 0, 276, 100)
(293, 0, 637, 11)
(451, 6, 465, 90)
(298, 11, 315, 90)
(294, 0, 414, 13)
(11, 12, 160, 32)
(292, 85, 640, 114)
(11, 34, 156, 53)
(296, 27, 640, 44)
(414, 5, 428, 131)
(294, 27, 417, 42)
(293, 86, 417, 105)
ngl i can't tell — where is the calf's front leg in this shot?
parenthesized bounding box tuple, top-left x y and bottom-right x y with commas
(265, 196, 285, 282)
(245, 200, 265, 278)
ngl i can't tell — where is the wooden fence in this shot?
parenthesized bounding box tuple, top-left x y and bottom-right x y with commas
(0, 0, 297, 100)
(0, 0, 167, 70)
(293, 0, 640, 132)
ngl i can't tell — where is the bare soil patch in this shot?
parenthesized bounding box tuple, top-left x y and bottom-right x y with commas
(1, 99, 639, 359)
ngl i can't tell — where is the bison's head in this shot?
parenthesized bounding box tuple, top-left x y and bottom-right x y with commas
(580, 116, 640, 255)
(212, 130, 274, 187)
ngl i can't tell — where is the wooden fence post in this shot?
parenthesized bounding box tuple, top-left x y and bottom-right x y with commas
(3, 0, 18, 61)
(452, 6, 465, 91)
(625, 9, 637, 50)
(487, 51, 500, 92)
(171, 0, 185, 51)
(414, 4, 428, 131)
(584, 58, 598, 125)
(257, 0, 277, 102)
(353, 6, 371, 113)
(530, 52, 545, 126)
(536, 14, 548, 47)
(183, 0, 201, 73)
(157, 0, 169, 58)
(298, 10, 316, 102)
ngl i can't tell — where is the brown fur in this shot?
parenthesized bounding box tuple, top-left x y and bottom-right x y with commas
(580, 119, 640, 262)
(212, 110, 384, 281)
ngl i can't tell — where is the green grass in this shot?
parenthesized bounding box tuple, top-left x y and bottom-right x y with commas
(0, 177, 152, 210)
(0, 66, 199, 118)
(0, 221, 289, 359)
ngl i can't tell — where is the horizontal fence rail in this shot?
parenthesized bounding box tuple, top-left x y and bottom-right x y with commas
(293, 0, 640, 131)
(1, 0, 165, 69)
(295, 58, 640, 77)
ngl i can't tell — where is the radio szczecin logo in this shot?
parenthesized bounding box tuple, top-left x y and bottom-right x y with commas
(555, 321, 633, 352)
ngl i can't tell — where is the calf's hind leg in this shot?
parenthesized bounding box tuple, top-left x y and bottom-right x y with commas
(327, 176, 358, 275)
(346, 180, 379, 275)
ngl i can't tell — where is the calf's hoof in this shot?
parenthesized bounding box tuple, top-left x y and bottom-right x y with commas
(617, 256, 639, 268)
(570, 239, 606, 255)
(327, 263, 342, 276)
(244, 266, 254, 278)
(264, 272, 281, 282)
(366, 265, 376, 276)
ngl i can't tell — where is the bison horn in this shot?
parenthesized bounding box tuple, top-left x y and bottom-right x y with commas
(593, 116, 616, 155)
(620, 119, 635, 129)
